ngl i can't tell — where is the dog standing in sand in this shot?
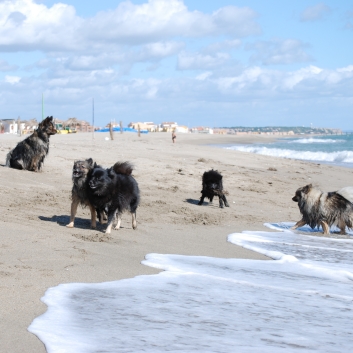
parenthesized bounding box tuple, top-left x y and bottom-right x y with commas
(66, 158, 106, 229)
(87, 161, 140, 234)
(198, 169, 229, 208)
(291, 184, 353, 235)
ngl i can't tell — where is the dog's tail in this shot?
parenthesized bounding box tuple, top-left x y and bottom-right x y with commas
(112, 161, 134, 176)
(337, 187, 353, 204)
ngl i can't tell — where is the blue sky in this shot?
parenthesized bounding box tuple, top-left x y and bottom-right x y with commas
(0, 0, 352, 129)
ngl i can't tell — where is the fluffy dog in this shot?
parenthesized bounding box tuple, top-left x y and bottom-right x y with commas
(87, 161, 140, 234)
(66, 158, 106, 229)
(292, 184, 353, 235)
(6, 116, 57, 171)
(198, 169, 229, 208)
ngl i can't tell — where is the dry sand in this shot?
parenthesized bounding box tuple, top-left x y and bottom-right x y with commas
(0, 131, 352, 352)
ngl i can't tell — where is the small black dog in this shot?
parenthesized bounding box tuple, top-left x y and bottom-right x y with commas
(87, 161, 140, 234)
(66, 158, 106, 229)
(198, 169, 229, 208)
(6, 116, 57, 172)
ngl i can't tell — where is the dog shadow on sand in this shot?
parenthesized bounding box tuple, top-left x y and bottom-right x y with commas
(185, 198, 215, 207)
(39, 215, 105, 230)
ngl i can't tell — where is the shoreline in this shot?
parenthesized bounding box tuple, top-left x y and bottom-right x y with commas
(1, 132, 353, 352)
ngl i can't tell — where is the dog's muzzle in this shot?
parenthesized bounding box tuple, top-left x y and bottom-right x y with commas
(292, 196, 298, 202)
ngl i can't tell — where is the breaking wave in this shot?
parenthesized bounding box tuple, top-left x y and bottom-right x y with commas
(288, 138, 344, 144)
(226, 146, 353, 164)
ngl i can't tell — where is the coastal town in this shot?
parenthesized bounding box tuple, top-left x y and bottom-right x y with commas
(0, 117, 343, 135)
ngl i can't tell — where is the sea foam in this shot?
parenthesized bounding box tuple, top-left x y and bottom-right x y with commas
(28, 223, 353, 353)
(288, 138, 343, 144)
(226, 145, 353, 164)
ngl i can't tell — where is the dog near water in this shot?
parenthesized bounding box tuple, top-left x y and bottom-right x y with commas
(87, 161, 140, 234)
(291, 184, 353, 235)
(66, 158, 107, 229)
(198, 169, 229, 208)
(6, 116, 57, 172)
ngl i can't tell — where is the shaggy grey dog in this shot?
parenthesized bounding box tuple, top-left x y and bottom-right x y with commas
(6, 116, 57, 172)
(292, 184, 353, 235)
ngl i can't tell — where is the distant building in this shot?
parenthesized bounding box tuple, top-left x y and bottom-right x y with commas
(161, 122, 178, 132)
(128, 122, 158, 131)
(213, 128, 227, 134)
(175, 125, 189, 133)
(1, 119, 19, 134)
(0, 119, 33, 134)
(190, 126, 214, 134)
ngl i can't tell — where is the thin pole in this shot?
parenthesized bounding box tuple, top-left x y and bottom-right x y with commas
(92, 98, 94, 139)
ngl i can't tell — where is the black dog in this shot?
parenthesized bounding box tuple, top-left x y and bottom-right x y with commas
(6, 116, 57, 172)
(66, 158, 107, 229)
(87, 161, 140, 234)
(198, 170, 229, 208)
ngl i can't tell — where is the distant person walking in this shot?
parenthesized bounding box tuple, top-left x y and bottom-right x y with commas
(172, 130, 176, 143)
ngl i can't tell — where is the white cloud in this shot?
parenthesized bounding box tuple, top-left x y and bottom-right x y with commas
(300, 3, 331, 22)
(177, 51, 230, 70)
(0, 0, 260, 53)
(247, 39, 312, 65)
(0, 64, 352, 129)
(5, 75, 20, 84)
(202, 39, 241, 55)
(196, 72, 212, 81)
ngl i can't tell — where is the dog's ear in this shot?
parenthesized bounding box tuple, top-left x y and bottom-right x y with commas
(87, 158, 93, 166)
(303, 184, 312, 194)
(93, 162, 98, 168)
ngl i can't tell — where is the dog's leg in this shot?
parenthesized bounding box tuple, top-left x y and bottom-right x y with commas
(219, 195, 224, 208)
(105, 211, 117, 234)
(320, 221, 330, 235)
(198, 193, 206, 206)
(66, 200, 79, 228)
(209, 195, 214, 203)
(97, 209, 107, 224)
(338, 220, 347, 235)
(132, 212, 137, 230)
(89, 204, 97, 229)
(291, 219, 306, 230)
(222, 194, 229, 207)
(114, 214, 122, 230)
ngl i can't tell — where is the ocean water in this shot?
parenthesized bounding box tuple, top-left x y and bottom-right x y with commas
(225, 134, 353, 168)
(28, 223, 353, 353)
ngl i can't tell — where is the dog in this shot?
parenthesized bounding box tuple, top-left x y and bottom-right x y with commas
(291, 184, 353, 235)
(66, 158, 107, 229)
(87, 161, 140, 234)
(6, 116, 57, 171)
(198, 169, 229, 208)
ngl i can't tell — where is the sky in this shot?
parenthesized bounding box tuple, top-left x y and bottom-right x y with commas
(0, 0, 352, 129)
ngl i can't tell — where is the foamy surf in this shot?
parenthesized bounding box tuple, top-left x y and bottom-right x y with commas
(226, 145, 353, 164)
(288, 138, 344, 144)
(28, 224, 353, 353)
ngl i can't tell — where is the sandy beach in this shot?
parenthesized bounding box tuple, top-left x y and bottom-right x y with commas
(0, 131, 352, 352)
